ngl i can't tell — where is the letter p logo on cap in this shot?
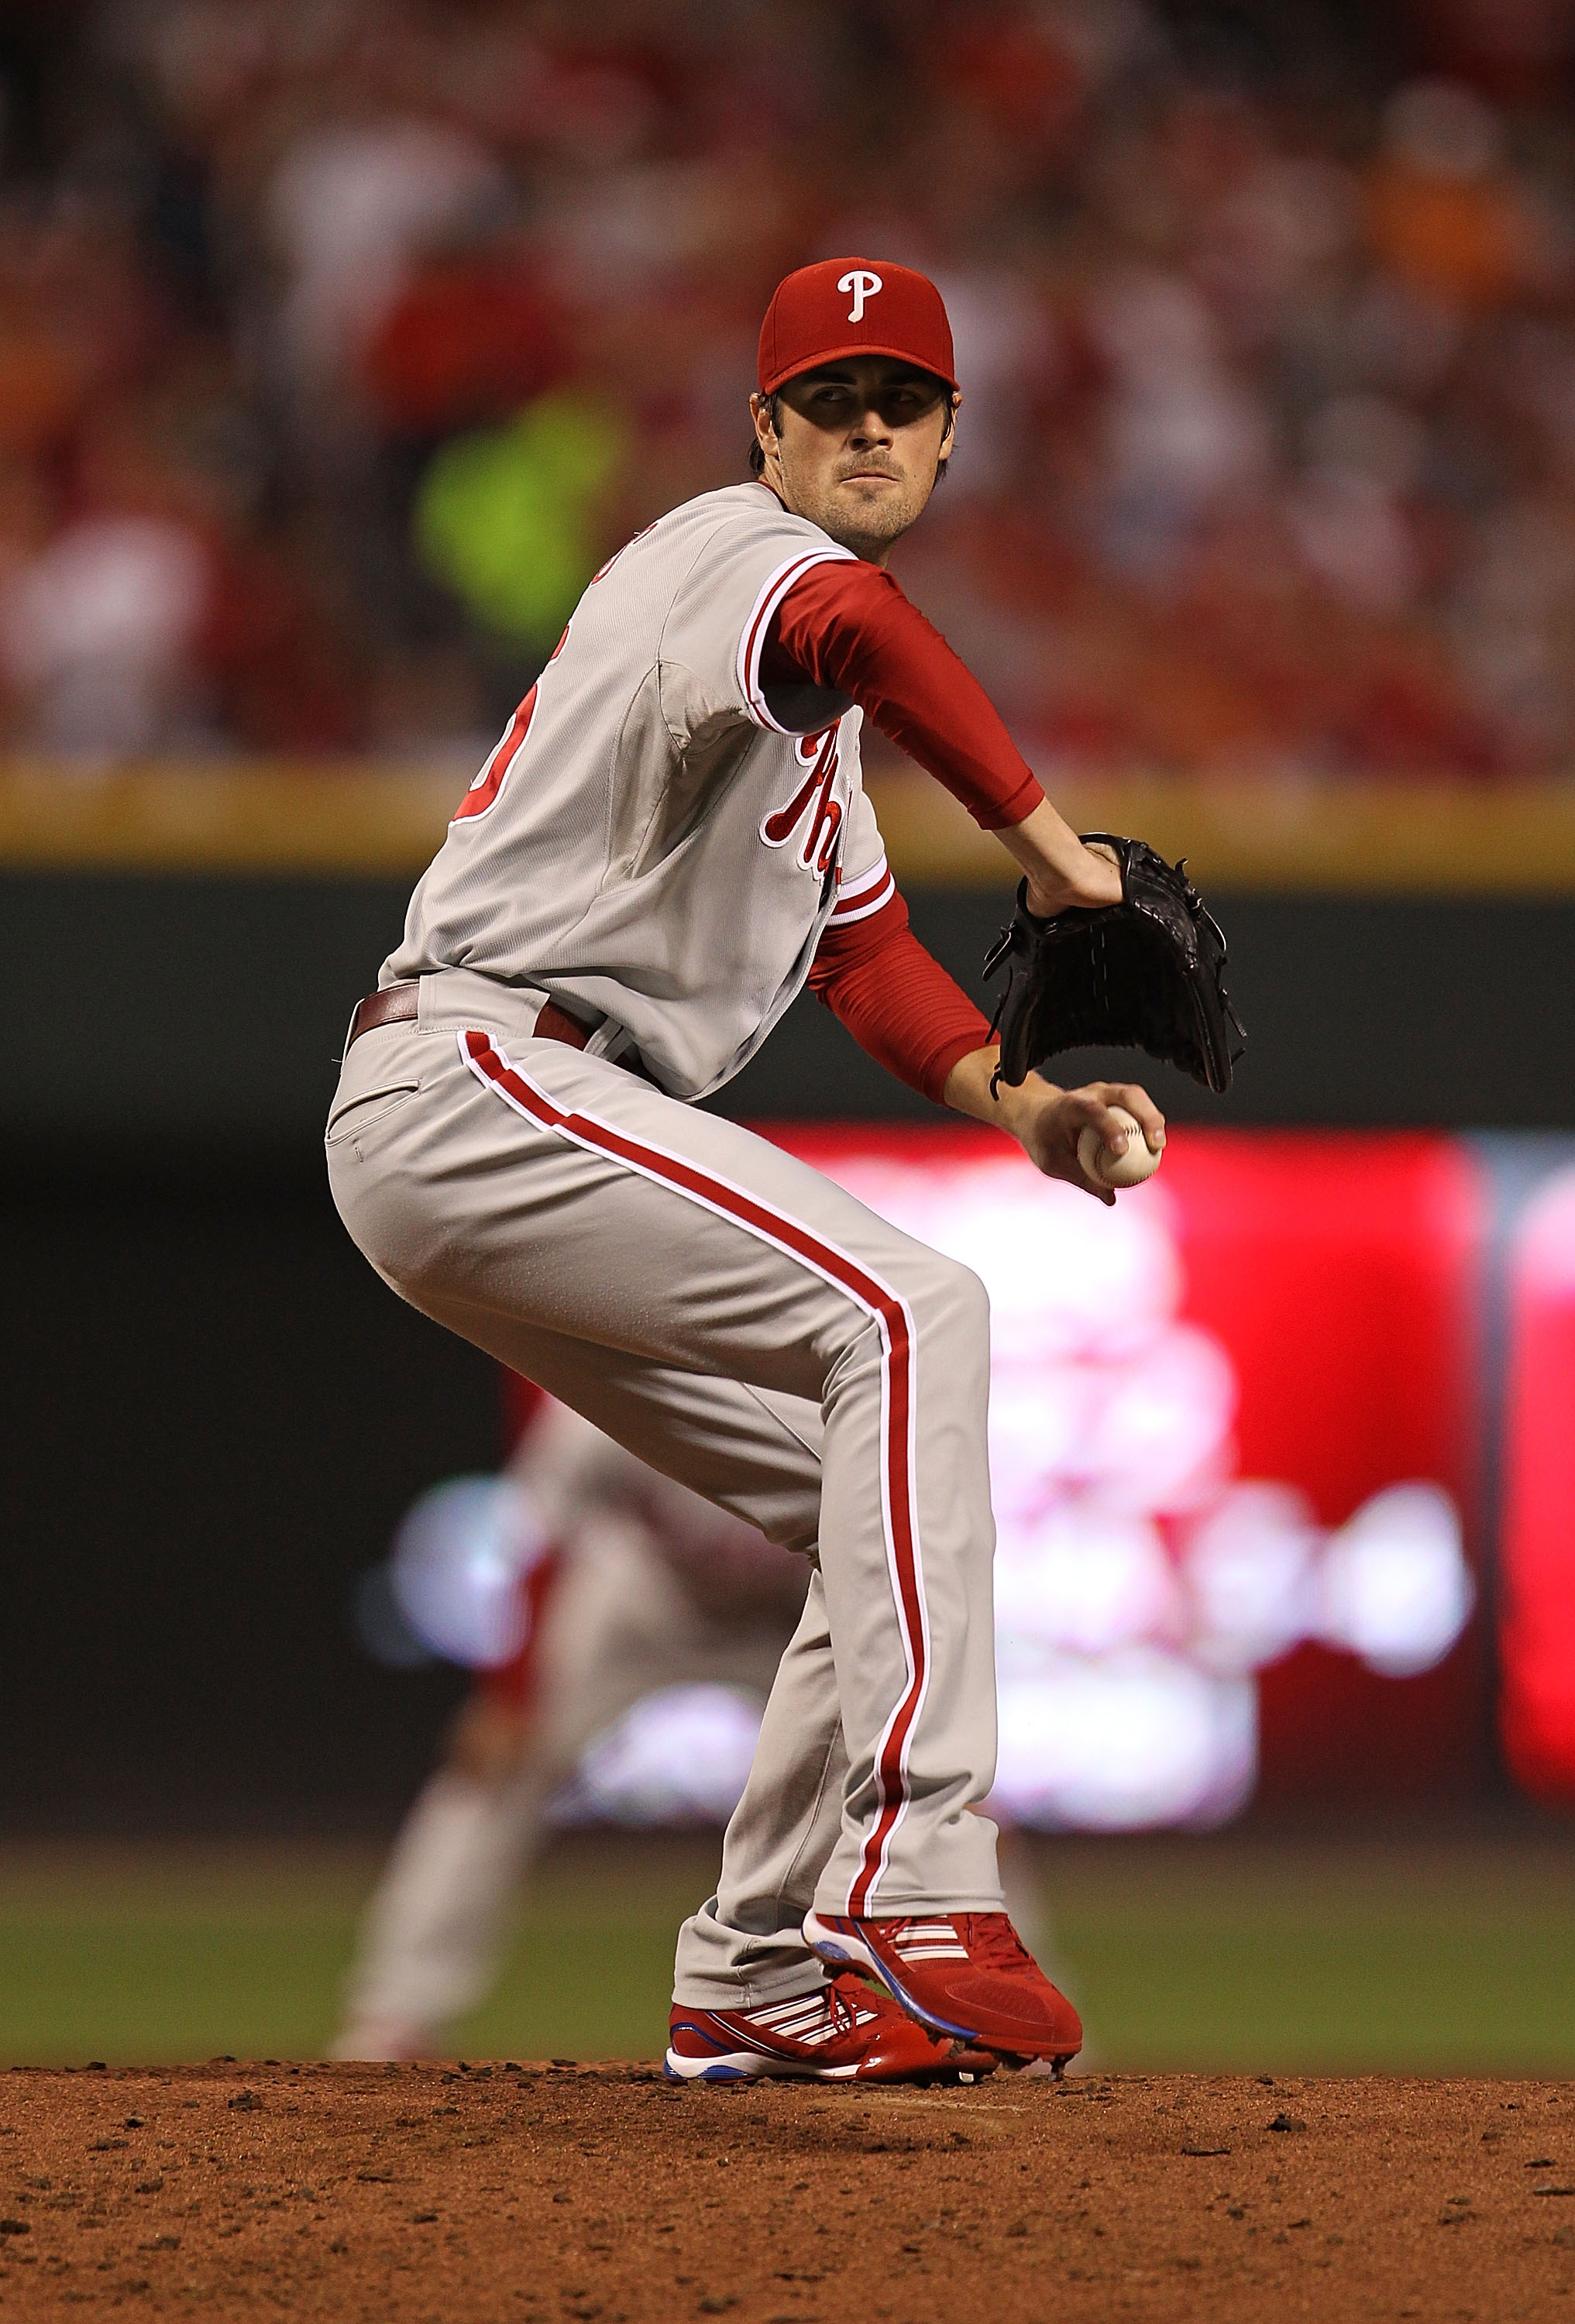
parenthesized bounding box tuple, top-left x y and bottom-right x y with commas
(837, 268, 882, 322)
(756, 256, 958, 397)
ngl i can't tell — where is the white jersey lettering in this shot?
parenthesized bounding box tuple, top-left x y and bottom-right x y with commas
(760, 727, 844, 875)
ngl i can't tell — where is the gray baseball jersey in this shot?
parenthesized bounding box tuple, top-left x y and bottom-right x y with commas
(383, 483, 899, 1099)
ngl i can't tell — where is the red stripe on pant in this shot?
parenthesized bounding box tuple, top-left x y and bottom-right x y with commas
(459, 1026, 926, 1914)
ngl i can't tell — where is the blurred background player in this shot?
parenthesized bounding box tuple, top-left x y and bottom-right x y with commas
(332, 1394, 810, 2061)
(334, 1387, 1064, 2063)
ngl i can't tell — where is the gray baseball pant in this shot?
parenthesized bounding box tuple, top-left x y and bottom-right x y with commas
(326, 969, 1003, 2007)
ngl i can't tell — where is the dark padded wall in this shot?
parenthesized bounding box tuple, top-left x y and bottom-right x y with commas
(753, 888, 1575, 1130)
(2, 1170, 483, 1830)
(4, 873, 1575, 1150)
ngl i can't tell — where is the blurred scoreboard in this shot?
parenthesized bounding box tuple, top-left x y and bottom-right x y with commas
(775, 1125, 1484, 1826)
(377, 1127, 1575, 1827)
(1500, 1164, 1575, 1803)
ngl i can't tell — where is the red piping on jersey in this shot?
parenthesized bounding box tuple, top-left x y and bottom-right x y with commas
(456, 1025, 929, 1915)
(830, 850, 896, 923)
(737, 547, 858, 734)
(761, 556, 1044, 830)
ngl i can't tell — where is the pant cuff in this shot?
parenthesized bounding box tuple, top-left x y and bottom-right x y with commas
(810, 1887, 1006, 1919)
(670, 1961, 830, 2011)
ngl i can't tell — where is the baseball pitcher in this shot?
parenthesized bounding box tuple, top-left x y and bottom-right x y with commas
(328, 256, 1223, 2082)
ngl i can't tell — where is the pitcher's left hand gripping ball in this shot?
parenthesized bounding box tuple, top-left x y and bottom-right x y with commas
(986, 833, 1245, 1095)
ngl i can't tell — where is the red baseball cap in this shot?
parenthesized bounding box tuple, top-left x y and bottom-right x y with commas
(757, 256, 958, 397)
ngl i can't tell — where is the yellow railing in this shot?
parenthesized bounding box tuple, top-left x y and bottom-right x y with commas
(2, 756, 1573, 892)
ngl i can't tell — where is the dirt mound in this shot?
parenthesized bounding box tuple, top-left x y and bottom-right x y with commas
(0, 2060, 1571, 2319)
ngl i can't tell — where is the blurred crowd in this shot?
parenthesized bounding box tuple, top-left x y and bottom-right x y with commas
(2, 0, 1575, 776)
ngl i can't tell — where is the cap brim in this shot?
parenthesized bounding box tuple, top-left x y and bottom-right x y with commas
(760, 341, 959, 396)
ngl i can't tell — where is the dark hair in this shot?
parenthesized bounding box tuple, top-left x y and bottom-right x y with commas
(747, 387, 955, 479)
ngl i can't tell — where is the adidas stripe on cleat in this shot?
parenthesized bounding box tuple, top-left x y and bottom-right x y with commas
(664, 1971, 993, 2083)
(801, 1910, 1083, 2065)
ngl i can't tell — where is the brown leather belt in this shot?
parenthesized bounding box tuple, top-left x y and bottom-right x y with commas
(346, 982, 648, 1075)
(346, 983, 420, 1045)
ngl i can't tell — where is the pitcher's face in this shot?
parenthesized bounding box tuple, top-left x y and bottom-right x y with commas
(751, 356, 959, 564)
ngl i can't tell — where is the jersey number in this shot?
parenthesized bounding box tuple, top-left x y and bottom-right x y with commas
(454, 688, 536, 823)
(451, 626, 568, 823)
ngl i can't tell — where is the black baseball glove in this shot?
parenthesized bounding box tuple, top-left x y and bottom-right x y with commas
(984, 834, 1245, 1095)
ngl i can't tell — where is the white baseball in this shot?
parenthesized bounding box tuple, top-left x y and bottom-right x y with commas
(1076, 1105, 1161, 1189)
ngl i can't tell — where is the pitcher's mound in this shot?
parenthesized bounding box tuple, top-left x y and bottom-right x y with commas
(2, 2060, 1571, 2319)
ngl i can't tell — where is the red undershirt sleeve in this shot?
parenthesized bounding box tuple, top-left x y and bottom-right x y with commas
(808, 889, 994, 1105)
(758, 556, 1045, 830)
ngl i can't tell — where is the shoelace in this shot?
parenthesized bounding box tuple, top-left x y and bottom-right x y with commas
(731, 1975, 871, 2043)
(956, 1913, 1040, 1975)
(821, 1979, 857, 2039)
(826, 1972, 884, 2031)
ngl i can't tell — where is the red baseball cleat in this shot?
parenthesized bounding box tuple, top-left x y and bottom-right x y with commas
(801, 1910, 1083, 2067)
(664, 1971, 996, 2083)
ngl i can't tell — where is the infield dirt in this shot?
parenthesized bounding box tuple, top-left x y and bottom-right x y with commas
(1, 2060, 1571, 2321)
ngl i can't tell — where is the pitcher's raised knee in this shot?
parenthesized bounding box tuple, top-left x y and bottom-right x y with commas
(821, 1243, 991, 1399)
(904, 1247, 992, 1376)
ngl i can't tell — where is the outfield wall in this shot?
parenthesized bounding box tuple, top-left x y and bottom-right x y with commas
(5, 875, 1575, 1157)
(4, 758, 1575, 1153)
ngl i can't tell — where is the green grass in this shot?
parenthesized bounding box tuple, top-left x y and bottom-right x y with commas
(1, 1824, 1572, 2073)
(1037, 1829, 1575, 2073)
(0, 1835, 716, 2070)
(0, 1843, 376, 2067)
